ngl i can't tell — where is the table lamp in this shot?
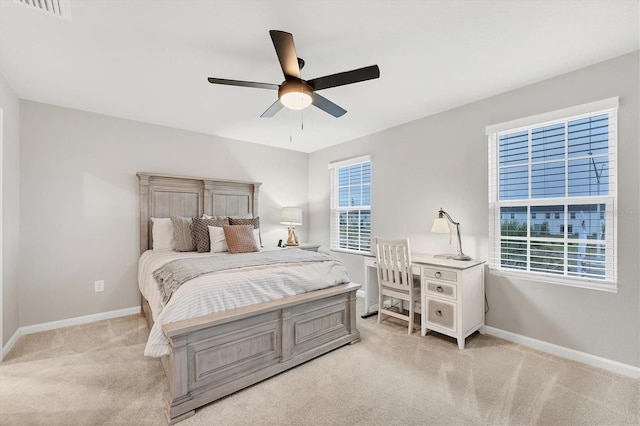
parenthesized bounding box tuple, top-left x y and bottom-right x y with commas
(431, 208, 471, 261)
(280, 207, 302, 246)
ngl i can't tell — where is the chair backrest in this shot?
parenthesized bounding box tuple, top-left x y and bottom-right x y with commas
(374, 236, 412, 290)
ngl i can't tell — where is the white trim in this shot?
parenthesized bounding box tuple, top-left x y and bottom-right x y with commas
(0, 107, 4, 361)
(20, 306, 140, 335)
(485, 97, 619, 135)
(1, 306, 140, 359)
(485, 326, 640, 378)
(2, 328, 21, 360)
(328, 154, 371, 170)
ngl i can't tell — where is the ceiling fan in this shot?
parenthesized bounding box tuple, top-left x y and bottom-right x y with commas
(207, 30, 380, 118)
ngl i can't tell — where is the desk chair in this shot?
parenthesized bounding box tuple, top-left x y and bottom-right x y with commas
(374, 236, 420, 334)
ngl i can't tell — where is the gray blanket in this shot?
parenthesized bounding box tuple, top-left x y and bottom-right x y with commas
(153, 249, 335, 304)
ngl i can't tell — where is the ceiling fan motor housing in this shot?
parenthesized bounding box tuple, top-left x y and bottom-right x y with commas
(278, 80, 314, 110)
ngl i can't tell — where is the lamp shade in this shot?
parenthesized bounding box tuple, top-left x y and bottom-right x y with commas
(431, 217, 450, 234)
(280, 207, 303, 225)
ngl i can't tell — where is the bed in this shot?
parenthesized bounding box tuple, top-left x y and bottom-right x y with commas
(137, 172, 361, 424)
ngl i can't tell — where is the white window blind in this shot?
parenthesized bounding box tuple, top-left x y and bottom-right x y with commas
(329, 155, 371, 253)
(487, 98, 618, 291)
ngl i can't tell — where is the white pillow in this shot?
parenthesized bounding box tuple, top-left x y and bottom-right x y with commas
(208, 226, 228, 253)
(208, 226, 261, 253)
(253, 228, 261, 248)
(151, 217, 175, 250)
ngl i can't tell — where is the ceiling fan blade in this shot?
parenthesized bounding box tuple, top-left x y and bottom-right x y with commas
(312, 93, 347, 118)
(208, 77, 279, 90)
(307, 65, 380, 91)
(260, 99, 284, 117)
(269, 30, 300, 78)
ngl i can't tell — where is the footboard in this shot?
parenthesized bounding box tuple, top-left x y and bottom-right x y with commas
(160, 282, 360, 424)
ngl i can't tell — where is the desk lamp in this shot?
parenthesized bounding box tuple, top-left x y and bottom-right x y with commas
(431, 208, 471, 261)
(280, 207, 302, 246)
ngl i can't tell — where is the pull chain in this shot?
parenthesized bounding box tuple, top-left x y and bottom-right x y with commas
(287, 109, 305, 143)
(289, 109, 293, 143)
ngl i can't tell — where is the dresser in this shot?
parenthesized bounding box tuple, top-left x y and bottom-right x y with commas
(363, 255, 485, 349)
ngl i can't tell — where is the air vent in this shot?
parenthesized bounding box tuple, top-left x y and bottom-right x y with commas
(14, 0, 72, 21)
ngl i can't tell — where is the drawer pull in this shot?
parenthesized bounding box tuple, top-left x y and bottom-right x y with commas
(435, 310, 443, 317)
(436, 286, 444, 293)
(435, 272, 442, 278)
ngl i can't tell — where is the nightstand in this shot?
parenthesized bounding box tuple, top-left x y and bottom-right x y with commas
(286, 243, 320, 252)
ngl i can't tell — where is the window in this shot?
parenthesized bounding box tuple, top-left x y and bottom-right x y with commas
(487, 98, 618, 291)
(329, 155, 371, 253)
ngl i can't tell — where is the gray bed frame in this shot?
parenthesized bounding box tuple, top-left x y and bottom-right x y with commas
(137, 172, 361, 424)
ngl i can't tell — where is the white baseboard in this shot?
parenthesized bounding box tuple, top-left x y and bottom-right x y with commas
(1, 306, 140, 360)
(485, 326, 640, 378)
(2, 328, 23, 361)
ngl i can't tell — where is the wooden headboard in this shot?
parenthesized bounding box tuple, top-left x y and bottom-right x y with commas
(137, 172, 261, 254)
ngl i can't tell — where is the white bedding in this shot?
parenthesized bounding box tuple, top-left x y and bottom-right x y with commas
(138, 248, 351, 357)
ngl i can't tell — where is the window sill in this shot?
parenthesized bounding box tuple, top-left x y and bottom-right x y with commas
(488, 268, 617, 293)
(330, 247, 371, 256)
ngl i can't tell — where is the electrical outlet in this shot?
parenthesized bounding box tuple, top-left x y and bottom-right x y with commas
(94, 280, 105, 292)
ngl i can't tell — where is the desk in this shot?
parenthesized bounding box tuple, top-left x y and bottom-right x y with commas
(363, 254, 485, 349)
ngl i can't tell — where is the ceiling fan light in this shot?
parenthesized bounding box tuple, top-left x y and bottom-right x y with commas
(278, 81, 313, 110)
(280, 92, 312, 110)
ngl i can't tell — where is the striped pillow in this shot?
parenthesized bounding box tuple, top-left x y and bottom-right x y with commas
(223, 225, 259, 254)
(170, 216, 196, 252)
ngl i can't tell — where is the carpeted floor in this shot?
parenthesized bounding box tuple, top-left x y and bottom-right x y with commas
(1, 301, 638, 425)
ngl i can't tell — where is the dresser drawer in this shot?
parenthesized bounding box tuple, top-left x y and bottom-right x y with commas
(426, 298, 456, 331)
(425, 280, 456, 300)
(423, 267, 457, 283)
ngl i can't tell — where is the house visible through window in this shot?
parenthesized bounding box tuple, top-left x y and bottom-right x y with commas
(329, 155, 371, 253)
(487, 98, 618, 291)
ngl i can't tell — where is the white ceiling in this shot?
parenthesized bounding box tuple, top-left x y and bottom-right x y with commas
(1, 1, 638, 153)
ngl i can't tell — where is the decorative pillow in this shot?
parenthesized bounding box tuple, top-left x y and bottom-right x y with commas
(223, 225, 259, 254)
(151, 217, 175, 250)
(171, 216, 196, 252)
(228, 217, 262, 246)
(252, 228, 261, 248)
(208, 226, 228, 253)
(202, 213, 253, 220)
(193, 217, 229, 253)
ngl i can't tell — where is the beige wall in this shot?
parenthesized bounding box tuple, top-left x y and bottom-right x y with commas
(18, 102, 309, 326)
(308, 51, 640, 367)
(1, 74, 21, 353)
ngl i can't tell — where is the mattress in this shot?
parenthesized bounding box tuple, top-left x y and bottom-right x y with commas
(138, 248, 350, 357)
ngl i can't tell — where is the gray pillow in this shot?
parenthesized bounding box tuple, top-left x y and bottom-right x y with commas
(170, 216, 196, 252)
